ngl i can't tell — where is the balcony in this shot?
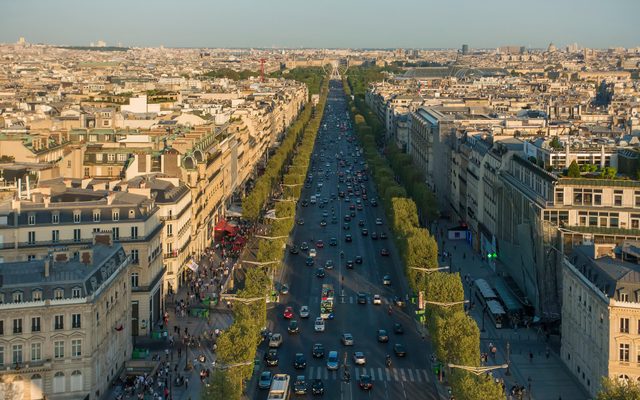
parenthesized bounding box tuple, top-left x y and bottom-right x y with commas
(164, 251, 178, 259)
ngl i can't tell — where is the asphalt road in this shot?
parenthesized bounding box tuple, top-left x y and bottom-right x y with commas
(253, 80, 439, 400)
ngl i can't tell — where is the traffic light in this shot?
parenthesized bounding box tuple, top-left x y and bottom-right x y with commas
(487, 252, 497, 260)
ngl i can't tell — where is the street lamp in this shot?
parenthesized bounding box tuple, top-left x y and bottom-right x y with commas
(219, 294, 265, 304)
(423, 299, 469, 308)
(255, 235, 289, 240)
(481, 305, 487, 333)
(505, 341, 511, 376)
(447, 363, 509, 375)
(409, 266, 450, 273)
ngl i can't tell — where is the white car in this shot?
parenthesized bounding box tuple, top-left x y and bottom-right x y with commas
(300, 306, 310, 319)
(309, 249, 317, 258)
(353, 351, 366, 365)
(372, 294, 382, 305)
(314, 317, 325, 332)
(375, 218, 383, 225)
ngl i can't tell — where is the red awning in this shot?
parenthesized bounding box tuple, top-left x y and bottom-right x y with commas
(214, 219, 239, 234)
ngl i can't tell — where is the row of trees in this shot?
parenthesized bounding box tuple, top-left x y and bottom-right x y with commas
(343, 70, 504, 399)
(202, 72, 329, 400)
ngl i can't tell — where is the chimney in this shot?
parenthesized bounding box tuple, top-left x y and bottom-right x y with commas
(106, 192, 116, 205)
(44, 257, 50, 278)
(43, 195, 51, 208)
(93, 231, 113, 247)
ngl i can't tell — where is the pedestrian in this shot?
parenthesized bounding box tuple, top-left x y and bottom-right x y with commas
(529, 351, 533, 363)
(185, 377, 189, 389)
(545, 347, 550, 359)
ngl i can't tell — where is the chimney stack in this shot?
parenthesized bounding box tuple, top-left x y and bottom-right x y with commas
(44, 257, 50, 278)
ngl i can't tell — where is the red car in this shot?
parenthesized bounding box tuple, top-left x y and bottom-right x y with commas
(316, 240, 324, 249)
(283, 306, 294, 319)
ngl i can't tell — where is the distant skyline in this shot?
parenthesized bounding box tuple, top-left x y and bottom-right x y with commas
(1, 0, 638, 49)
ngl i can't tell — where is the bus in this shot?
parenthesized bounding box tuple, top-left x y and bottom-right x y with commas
(473, 279, 504, 329)
(267, 373, 290, 400)
(320, 284, 334, 319)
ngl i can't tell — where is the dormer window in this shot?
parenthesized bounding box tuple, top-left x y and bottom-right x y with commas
(73, 210, 81, 223)
(13, 291, 23, 303)
(619, 291, 629, 302)
(128, 210, 135, 219)
(93, 210, 101, 222)
(72, 287, 82, 299)
(52, 212, 59, 224)
(28, 214, 36, 226)
(54, 288, 64, 300)
(112, 209, 120, 221)
(32, 289, 42, 301)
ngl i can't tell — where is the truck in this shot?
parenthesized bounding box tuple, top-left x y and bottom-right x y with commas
(320, 284, 334, 319)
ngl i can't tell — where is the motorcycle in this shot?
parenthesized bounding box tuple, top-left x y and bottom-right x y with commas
(385, 356, 392, 368)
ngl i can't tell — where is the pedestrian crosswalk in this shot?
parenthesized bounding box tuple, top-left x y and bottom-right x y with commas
(302, 366, 431, 384)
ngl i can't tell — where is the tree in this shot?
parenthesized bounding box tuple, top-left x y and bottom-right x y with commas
(597, 377, 640, 400)
(600, 166, 617, 179)
(202, 368, 242, 400)
(450, 370, 506, 400)
(567, 160, 581, 177)
(432, 311, 480, 366)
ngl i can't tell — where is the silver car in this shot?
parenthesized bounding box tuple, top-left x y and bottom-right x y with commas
(341, 333, 354, 346)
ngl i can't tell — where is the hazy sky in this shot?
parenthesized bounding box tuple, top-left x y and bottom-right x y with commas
(1, 0, 638, 49)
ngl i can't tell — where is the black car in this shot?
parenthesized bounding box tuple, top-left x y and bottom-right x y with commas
(346, 260, 354, 269)
(377, 329, 389, 343)
(316, 268, 325, 278)
(294, 376, 308, 395)
(264, 349, 279, 366)
(343, 223, 350, 230)
(329, 237, 337, 246)
(312, 343, 325, 358)
(288, 320, 299, 334)
(301, 200, 309, 207)
(361, 228, 368, 236)
(380, 248, 389, 256)
(355, 255, 363, 264)
(358, 219, 365, 227)
(357, 292, 367, 304)
(394, 343, 407, 357)
(294, 353, 307, 369)
(311, 379, 325, 395)
(359, 374, 373, 390)
(380, 232, 388, 239)
(393, 323, 404, 334)
(344, 215, 351, 222)
(306, 257, 315, 266)
(371, 232, 378, 240)
(345, 234, 352, 242)
(289, 246, 299, 255)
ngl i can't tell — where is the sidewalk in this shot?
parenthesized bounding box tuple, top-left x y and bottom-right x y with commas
(433, 219, 590, 400)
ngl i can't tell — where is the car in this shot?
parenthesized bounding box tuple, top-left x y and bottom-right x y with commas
(394, 343, 407, 357)
(375, 218, 383, 225)
(377, 329, 389, 343)
(283, 306, 294, 319)
(312, 343, 325, 358)
(382, 274, 391, 285)
(294, 376, 308, 395)
(269, 333, 283, 348)
(371, 231, 378, 240)
(327, 351, 339, 370)
(300, 305, 310, 319)
(322, 211, 329, 217)
(355, 255, 363, 264)
(329, 237, 337, 246)
(316, 240, 324, 248)
(294, 353, 307, 369)
(380, 232, 388, 240)
(320, 220, 327, 227)
(344, 215, 351, 222)
(372, 294, 382, 305)
(300, 242, 309, 251)
(309, 249, 317, 258)
(280, 285, 289, 295)
(353, 351, 366, 365)
(358, 219, 365, 227)
(341, 333, 354, 346)
(314, 317, 325, 332)
(258, 371, 273, 389)
(380, 248, 390, 256)
(359, 374, 373, 390)
(301, 200, 309, 207)
(349, 204, 355, 210)
(311, 379, 325, 395)
(316, 268, 325, 278)
(324, 259, 334, 270)
(331, 216, 338, 224)
(345, 234, 352, 242)
(288, 320, 299, 334)
(356, 204, 363, 211)
(343, 223, 350, 231)
(357, 292, 367, 304)
(346, 260, 354, 269)
(297, 218, 305, 225)
(306, 257, 315, 266)
(264, 349, 279, 366)
(393, 296, 405, 307)
(289, 246, 299, 255)
(393, 323, 404, 334)
(350, 210, 356, 217)
(361, 228, 368, 236)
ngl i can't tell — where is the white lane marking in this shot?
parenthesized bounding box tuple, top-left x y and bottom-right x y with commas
(370, 367, 375, 380)
(385, 368, 391, 381)
(408, 369, 414, 382)
(393, 369, 399, 381)
(415, 369, 422, 383)
(423, 369, 430, 383)
(401, 369, 407, 382)
(378, 368, 383, 381)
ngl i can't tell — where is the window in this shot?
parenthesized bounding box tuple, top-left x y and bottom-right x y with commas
(70, 370, 83, 391)
(84, 167, 90, 177)
(620, 318, 630, 333)
(89, 134, 97, 142)
(107, 153, 116, 162)
(0, 320, 3, 335)
(52, 229, 60, 243)
(67, 160, 71, 168)
(27, 254, 35, 261)
(72, 314, 81, 329)
(0, 345, 3, 366)
(131, 226, 138, 239)
(112, 227, 119, 241)
(128, 209, 135, 219)
(54, 288, 64, 300)
(167, 224, 173, 237)
(118, 153, 127, 162)
(31, 317, 40, 332)
(95, 153, 103, 162)
(113, 210, 120, 221)
(32, 290, 42, 301)
(72, 287, 82, 298)
(13, 318, 22, 334)
(71, 339, 82, 357)
(28, 214, 35, 225)
(53, 371, 65, 393)
(93, 210, 101, 222)
(54, 315, 64, 330)
(131, 272, 139, 288)
(73, 211, 81, 223)
(555, 189, 564, 204)
(107, 167, 113, 176)
(27, 231, 36, 244)
(620, 343, 630, 362)
(130, 249, 139, 264)
(73, 228, 81, 242)
(52, 212, 59, 224)
(12, 344, 23, 364)
(614, 190, 623, 207)
(13, 291, 23, 303)
(54, 341, 64, 359)
(31, 343, 41, 362)
(620, 292, 629, 302)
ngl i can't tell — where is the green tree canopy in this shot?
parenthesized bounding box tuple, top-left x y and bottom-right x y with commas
(567, 160, 581, 177)
(597, 377, 640, 400)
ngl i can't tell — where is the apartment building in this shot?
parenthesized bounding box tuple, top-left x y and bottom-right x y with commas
(0, 237, 131, 400)
(562, 242, 640, 396)
(0, 181, 163, 337)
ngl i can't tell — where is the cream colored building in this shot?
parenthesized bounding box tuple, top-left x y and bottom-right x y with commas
(0, 237, 131, 400)
(562, 242, 640, 397)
